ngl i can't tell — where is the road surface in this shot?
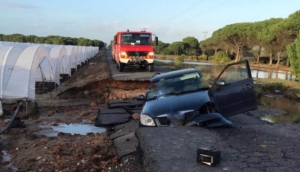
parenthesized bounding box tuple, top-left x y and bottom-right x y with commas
(105, 50, 169, 81)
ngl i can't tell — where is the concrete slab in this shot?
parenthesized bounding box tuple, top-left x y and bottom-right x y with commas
(114, 132, 138, 159)
(110, 120, 139, 140)
(95, 113, 130, 126)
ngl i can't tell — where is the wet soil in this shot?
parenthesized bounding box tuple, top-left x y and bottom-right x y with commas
(0, 50, 148, 172)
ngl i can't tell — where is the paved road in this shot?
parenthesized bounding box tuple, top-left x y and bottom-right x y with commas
(136, 114, 300, 172)
(105, 50, 169, 81)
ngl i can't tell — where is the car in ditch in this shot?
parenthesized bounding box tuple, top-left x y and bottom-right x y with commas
(137, 60, 257, 127)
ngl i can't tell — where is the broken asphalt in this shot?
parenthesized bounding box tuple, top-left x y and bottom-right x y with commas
(102, 50, 300, 172)
(107, 112, 300, 172)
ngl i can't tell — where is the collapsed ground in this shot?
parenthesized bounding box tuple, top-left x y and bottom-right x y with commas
(0, 50, 148, 172)
(0, 49, 299, 171)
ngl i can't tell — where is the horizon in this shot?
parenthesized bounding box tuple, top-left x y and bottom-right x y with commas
(0, 0, 300, 45)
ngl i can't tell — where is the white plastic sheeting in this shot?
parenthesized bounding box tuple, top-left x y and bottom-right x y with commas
(0, 44, 28, 99)
(5, 45, 54, 100)
(76, 46, 83, 66)
(46, 46, 68, 85)
(65, 46, 77, 72)
(0, 41, 99, 100)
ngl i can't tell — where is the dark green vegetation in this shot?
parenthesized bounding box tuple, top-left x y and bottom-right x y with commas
(0, 34, 106, 48)
(153, 10, 300, 80)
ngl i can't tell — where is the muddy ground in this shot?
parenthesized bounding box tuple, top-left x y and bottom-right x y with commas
(0, 50, 148, 172)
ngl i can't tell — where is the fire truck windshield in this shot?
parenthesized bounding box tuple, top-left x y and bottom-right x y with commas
(121, 33, 151, 45)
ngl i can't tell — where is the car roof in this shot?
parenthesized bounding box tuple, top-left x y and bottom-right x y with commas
(150, 68, 202, 82)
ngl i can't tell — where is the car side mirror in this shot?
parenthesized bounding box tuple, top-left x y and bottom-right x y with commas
(216, 80, 226, 86)
(136, 94, 145, 101)
(155, 37, 158, 46)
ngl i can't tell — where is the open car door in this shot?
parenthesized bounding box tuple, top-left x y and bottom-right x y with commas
(208, 60, 257, 117)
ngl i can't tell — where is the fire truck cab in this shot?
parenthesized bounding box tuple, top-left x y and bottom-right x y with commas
(112, 29, 158, 72)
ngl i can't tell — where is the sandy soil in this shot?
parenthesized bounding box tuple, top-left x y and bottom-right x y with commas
(0, 50, 148, 172)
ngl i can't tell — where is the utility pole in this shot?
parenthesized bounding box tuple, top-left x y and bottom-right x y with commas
(202, 31, 208, 40)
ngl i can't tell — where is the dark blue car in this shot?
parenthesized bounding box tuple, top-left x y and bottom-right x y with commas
(138, 60, 257, 127)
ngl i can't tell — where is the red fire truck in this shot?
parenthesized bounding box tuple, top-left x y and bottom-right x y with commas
(112, 29, 158, 72)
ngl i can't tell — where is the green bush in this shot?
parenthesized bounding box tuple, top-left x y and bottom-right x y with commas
(247, 58, 256, 64)
(211, 51, 231, 63)
(175, 54, 185, 63)
(198, 55, 207, 60)
(293, 115, 300, 123)
(161, 55, 167, 60)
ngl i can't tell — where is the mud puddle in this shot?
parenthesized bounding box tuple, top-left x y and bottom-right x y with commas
(259, 94, 300, 123)
(1, 150, 18, 171)
(35, 123, 106, 137)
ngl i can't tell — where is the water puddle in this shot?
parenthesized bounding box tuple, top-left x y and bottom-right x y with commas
(155, 59, 297, 81)
(259, 95, 300, 123)
(1, 150, 18, 171)
(2, 150, 11, 162)
(34, 123, 106, 137)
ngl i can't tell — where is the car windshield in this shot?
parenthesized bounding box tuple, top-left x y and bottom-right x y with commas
(121, 33, 151, 45)
(146, 72, 206, 101)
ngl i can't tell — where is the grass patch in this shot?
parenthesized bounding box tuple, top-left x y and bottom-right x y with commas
(293, 115, 300, 123)
(255, 78, 300, 100)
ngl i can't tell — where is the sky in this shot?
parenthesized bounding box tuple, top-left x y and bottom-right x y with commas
(0, 0, 300, 45)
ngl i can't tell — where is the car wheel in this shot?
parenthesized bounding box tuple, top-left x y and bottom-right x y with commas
(148, 64, 154, 72)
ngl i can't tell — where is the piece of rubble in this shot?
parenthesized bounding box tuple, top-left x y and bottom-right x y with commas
(113, 132, 138, 159)
(110, 120, 139, 139)
(95, 108, 130, 126)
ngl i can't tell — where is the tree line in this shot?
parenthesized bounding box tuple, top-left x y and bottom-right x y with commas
(153, 10, 300, 78)
(0, 34, 106, 49)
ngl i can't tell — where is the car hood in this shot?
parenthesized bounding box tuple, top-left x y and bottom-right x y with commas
(141, 90, 210, 117)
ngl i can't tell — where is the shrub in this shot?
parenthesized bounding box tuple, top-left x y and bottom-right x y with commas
(211, 51, 231, 63)
(161, 55, 167, 60)
(190, 56, 198, 61)
(198, 55, 207, 60)
(175, 54, 185, 63)
(293, 115, 300, 123)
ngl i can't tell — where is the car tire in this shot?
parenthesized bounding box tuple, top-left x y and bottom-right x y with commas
(148, 64, 154, 72)
(119, 63, 125, 72)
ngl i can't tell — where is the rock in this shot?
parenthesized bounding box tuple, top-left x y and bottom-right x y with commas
(84, 90, 89, 95)
(48, 110, 55, 116)
(90, 101, 97, 107)
(80, 112, 88, 117)
(131, 113, 140, 120)
(89, 115, 97, 122)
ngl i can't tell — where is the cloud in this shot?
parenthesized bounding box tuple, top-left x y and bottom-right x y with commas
(0, 1, 39, 9)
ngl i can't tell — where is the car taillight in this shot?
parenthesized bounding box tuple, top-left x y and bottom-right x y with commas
(120, 52, 128, 58)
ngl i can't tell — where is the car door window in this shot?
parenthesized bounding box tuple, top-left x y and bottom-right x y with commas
(218, 65, 249, 84)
